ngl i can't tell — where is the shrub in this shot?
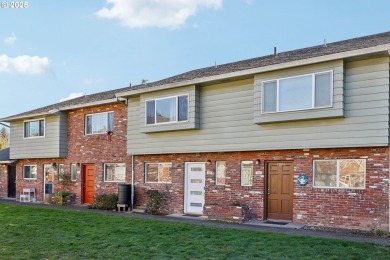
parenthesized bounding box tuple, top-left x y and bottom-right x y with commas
(146, 190, 164, 214)
(93, 194, 118, 210)
(47, 191, 74, 206)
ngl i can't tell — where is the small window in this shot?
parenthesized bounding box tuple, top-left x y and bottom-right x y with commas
(58, 164, 64, 181)
(85, 112, 114, 135)
(262, 71, 332, 113)
(145, 163, 172, 183)
(241, 161, 253, 186)
(70, 164, 77, 181)
(23, 165, 37, 180)
(313, 159, 366, 189)
(0, 166, 3, 182)
(146, 95, 188, 125)
(104, 163, 126, 182)
(24, 119, 45, 138)
(216, 161, 226, 185)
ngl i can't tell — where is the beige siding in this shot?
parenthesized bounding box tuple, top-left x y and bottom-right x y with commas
(127, 57, 389, 155)
(10, 114, 68, 159)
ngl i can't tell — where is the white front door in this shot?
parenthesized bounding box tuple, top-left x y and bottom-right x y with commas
(185, 162, 206, 214)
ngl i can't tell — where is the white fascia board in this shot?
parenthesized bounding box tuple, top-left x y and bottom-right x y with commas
(116, 44, 390, 97)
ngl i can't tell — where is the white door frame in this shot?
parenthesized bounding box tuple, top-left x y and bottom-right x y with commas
(184, 162, 206, 214)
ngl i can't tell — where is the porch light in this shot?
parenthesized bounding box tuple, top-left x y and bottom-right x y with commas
(255, 159, 260, 165)
(52, 162, 57, 168)
(206, 160, 212, 165)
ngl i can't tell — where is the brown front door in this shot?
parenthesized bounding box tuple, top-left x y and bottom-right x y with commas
(83, 164, 95, 204)
(266, 162, 294, 221)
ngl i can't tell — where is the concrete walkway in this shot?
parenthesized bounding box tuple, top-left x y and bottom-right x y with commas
(1, 199, 389, 246)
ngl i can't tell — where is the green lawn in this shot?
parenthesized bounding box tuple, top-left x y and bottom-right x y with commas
(0, 204, 388, 259)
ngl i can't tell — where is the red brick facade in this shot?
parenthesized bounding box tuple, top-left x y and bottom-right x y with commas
(11, 103, 132, 204)
(0, 164, 7, 198)
(134, 147, 389, 231)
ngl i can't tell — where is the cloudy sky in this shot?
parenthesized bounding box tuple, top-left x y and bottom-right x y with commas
(1, 0, 389, 119)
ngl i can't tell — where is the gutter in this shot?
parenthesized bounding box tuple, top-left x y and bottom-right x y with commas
(116, 44, 390, 97)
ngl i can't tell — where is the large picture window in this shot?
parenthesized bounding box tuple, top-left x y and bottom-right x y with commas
(23, 165, 37, 180)
(86, 112, 114, 135)
(104, 163, 126, 182)
(313, 159, 366, 189)
(24, 119, 45, 138)
(145, 163, 172, 183)
(146, 95, 188, 125)
(262, 71, 332, 113)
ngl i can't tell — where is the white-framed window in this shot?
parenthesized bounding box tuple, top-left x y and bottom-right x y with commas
(70, 164, 77, 181)
(145, 163, 172, 183)
(24, 119, 45, 138)
(313, 159, 366, 189)
(146, 95, 189, 125)
(85, 111, 114, 135)
(241, 161, 253, 186)
(23, 165, 37, 180)
(262, 71, 333, 113)
(216, 161, 226, 185)
(104, 163, 126, 182)
(58, 164, 64, 181)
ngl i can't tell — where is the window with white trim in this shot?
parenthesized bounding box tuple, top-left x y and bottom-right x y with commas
(241, 161, 253, 186)
(262, 71, 332, 113)
(145, 163, 172, 183)
(313, 159, 366, 189)
(24, 119, 45, 138)
(104, 163, 126, 182)
(216, 161, 226, 185)
(58, 164, 64, 181)
(146, 95, 188, 125)
(70, 164, 77, 181)
(85, 112, 114, 135)
(23, 165, 37, 180)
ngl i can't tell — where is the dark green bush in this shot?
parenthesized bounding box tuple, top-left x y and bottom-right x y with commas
(146, 190, 164, 214)
(93, 194, 118, 210)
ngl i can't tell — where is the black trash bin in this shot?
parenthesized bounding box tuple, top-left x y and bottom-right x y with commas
(118, 184, 131, 205)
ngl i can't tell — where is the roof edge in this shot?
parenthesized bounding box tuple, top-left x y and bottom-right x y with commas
(116, 43, 390, 97)
(0, 98, 118, 122)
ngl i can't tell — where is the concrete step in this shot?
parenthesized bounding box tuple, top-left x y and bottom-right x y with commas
(132, 207, 147, 214)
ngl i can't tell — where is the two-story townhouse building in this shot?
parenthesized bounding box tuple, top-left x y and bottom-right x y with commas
(1, 31, 389, 231)
(115, 31, 390, 231)
(0, 89, 132, 204)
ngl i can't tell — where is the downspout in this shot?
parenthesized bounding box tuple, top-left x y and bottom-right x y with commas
(131, 155, 134, 209)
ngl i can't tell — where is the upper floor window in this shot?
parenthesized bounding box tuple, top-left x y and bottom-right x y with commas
(262, 71, 332, 113)
(85, 112, 114, 135)
(146, 95, 188, 125)
(24, 119, 45, 138)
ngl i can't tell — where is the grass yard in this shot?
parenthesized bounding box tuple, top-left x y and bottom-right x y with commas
(0, 204, 389, 259)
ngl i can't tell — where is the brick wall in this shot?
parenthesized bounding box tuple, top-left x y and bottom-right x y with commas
(66, 103, 132, 202)
(11, 103, 133, 204)
(134, 147, 389, 231)
(0, 164, 7, 197)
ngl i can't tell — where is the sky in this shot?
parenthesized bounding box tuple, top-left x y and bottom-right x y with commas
(0, 0, 389, 119)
